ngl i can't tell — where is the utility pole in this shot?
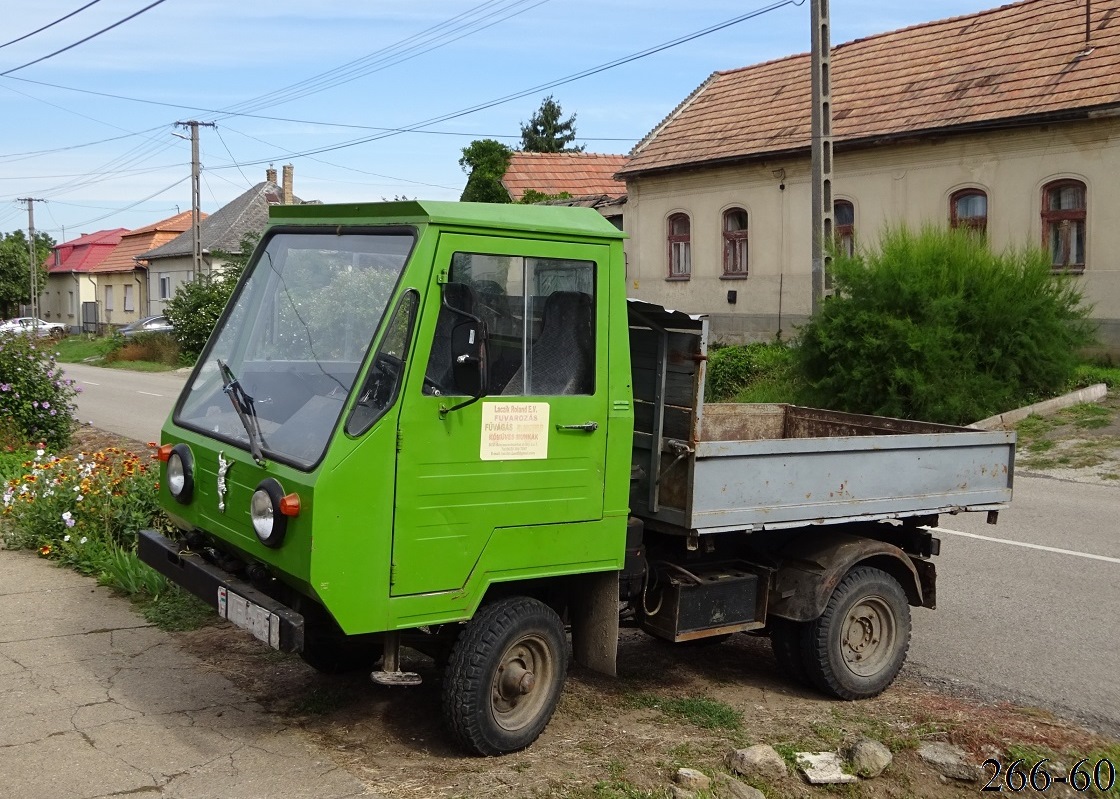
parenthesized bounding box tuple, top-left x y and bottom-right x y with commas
(17, 197, 45, 331)
(175, 121, 216, 277)
(810, 0, 834, 315)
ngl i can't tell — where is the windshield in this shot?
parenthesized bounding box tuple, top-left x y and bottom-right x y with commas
(176, 230, 415, 469)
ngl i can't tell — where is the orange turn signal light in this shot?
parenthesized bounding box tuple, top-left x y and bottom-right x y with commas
(279, 493, 301, 517)
(157, 444, 174, 462)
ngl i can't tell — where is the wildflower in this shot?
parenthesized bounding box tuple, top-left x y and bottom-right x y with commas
(62, 511, 75, 528)
(63, 534, 71, 542)
(42, 401, 50, 409)
(79, 537, 88, 544)
(38, 545, 52, 556)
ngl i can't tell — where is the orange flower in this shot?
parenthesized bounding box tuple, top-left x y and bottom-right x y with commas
(38, 545, 52, 556)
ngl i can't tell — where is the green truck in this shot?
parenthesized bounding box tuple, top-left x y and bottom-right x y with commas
(139, 201, 1015, 755)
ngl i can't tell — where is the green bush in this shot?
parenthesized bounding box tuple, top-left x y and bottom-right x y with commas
(706, 341, 799, 402)
(164, 273, 238, 361)
(104, 331, 181, 365)
(1069, 363, 1120, 390)
(797, 226, 1094, 425)
(0, 332, 79, 449)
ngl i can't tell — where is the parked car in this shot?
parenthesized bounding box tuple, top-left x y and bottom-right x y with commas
(0, 317, 67, 339)
(119, 315, 173, 337)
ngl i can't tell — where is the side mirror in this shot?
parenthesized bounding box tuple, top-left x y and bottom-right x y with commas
(451, 320, 487, 397)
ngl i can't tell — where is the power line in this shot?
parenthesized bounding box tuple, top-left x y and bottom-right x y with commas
(0, 0, 104, 50)
(1, 0, 171, 76)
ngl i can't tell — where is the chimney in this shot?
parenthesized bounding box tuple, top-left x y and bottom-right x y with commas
(265, 166, 277, 183)
(282, 164, 294, 205)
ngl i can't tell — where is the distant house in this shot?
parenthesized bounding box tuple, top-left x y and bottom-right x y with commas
(140, 165, 310, 313)
(87, 210, 201, 327)
(503, 151, 628, 229)
(41, 229, 127, 332)
(618, 0, 1120, 352)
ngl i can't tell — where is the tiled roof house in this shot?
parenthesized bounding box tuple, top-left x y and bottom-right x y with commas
(87, 210, 203, 326)
(41, 228, 127, 331)
(619, 0, 1120, 351)
(141, 165, 310, 312)
(503, 151, 629, 228)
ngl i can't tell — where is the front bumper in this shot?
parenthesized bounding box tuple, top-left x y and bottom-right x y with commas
(138, 529, 305, 652)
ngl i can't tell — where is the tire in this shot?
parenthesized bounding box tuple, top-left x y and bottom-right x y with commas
(769, 618, 812, 687)
(442, 597, 567, 756)
(803, 566, 911, 700)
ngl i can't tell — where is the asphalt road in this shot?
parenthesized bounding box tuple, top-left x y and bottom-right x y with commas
(62, 362, 188, 443)
(909, 474, 1120, 736)
(64, 364, 1120, 735)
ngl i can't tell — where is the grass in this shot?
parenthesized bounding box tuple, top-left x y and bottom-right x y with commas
(625, 693, 743, 732)
(139, 587, 214, 632)
(52, 335, 116, 363)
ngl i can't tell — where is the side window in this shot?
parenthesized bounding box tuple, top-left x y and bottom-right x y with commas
(722, 208, 748, 278)
(950, 189, 988, 234)
(1042, 180, 1086, 272)
(346, 291, 418, 436)
(667, 213, 691, 280)
(424, 253, 596, 397)
(834, 200, 855, 257)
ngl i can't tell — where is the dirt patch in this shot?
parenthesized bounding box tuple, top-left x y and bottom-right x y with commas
(176, 624, 1117, 799)
(1013, 391, 1120, 484)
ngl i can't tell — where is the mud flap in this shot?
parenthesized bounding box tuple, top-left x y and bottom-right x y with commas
(569, 571, 618, 676)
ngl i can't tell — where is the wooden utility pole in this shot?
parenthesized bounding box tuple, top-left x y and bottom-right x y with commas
(810, 0, 834, 315)
(175, 121, 216, 277)
(17, 197, 45, 330)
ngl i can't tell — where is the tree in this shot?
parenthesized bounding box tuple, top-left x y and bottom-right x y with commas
(520, 95, 583, 153)
(165, 232, 259, 361)
(0, 230, 54, 318)
(459, 139, 512, 203)
(797, 225, 1094, 425)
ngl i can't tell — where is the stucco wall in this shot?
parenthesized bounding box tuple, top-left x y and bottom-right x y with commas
(625, 119, 1120, 351)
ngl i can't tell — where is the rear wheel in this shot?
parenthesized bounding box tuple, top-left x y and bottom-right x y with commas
(803, 566, 911, 699)
(443, 597, 567, 755)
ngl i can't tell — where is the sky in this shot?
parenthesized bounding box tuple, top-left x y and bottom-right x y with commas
(0, 0, 1007, 241)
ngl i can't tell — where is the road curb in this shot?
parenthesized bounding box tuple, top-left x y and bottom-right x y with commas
(970, 383, 1108, 430)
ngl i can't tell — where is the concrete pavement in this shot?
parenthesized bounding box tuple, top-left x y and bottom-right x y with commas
(0, 546, 376, 799)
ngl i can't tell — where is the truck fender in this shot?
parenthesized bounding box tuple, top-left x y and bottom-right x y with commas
(767, 531, 930, 623)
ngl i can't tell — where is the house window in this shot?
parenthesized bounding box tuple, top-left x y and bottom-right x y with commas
(159, 275, 171, 300)
(951, 189, 988, 233)
(104, 286, 114, 312)
(68, 291, 75, 317)
(1042, 180, 1086, 272)
(667, 213, 691, 280)
(834, 200, 855, 257)
(722, 208, 749, 278)
(124, 284, 134, 312)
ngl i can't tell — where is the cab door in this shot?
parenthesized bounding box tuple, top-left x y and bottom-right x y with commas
(391, 233, 610, 596)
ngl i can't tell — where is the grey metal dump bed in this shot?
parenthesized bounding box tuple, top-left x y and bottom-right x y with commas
(627, 299, 1015, 535)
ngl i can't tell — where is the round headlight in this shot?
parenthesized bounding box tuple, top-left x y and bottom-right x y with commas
(251, 478, 287, 547)
(166, 444, 194, 504)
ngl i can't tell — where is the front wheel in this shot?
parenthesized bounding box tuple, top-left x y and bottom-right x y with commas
(442, 597, 567, 755)
(803, 566, 911, 700)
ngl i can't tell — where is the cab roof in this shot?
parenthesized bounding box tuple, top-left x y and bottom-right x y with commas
(268, 200, 625, 240)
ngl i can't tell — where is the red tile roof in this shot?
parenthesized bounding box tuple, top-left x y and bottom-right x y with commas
(47, 229, 127, 274)
(502, 152, 628, 202)
(91, 210, 205, 273)
(622, 0, 1120, 176)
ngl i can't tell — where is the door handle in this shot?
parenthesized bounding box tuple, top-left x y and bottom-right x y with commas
(555, 421, 599, 432)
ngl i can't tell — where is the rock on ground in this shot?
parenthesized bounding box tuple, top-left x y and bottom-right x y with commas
(674, 768, 711, 791)
(918, 741, 981, 781)
(846, 737, 893, 778)
(728, 744, 787, 781)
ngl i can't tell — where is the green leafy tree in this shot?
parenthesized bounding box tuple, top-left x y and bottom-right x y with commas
(164, 232, 259, 361)
(459, 139, 512, 203)
(797, 225, 1094, 425)
(517, 189, 572, 205)
(0, 230, 54, 318)
(520, 95, 583, 153)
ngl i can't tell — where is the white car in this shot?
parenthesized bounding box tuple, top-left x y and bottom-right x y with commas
(0, 317, 67, 339)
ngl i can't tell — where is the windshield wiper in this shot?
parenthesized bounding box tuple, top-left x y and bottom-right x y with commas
(217, 359, 266, 464)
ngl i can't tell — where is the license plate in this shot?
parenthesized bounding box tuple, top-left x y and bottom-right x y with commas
(217, 586, 280, 649)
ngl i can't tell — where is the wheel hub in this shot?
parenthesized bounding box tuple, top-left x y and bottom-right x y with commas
(840, 596, 894, 676)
